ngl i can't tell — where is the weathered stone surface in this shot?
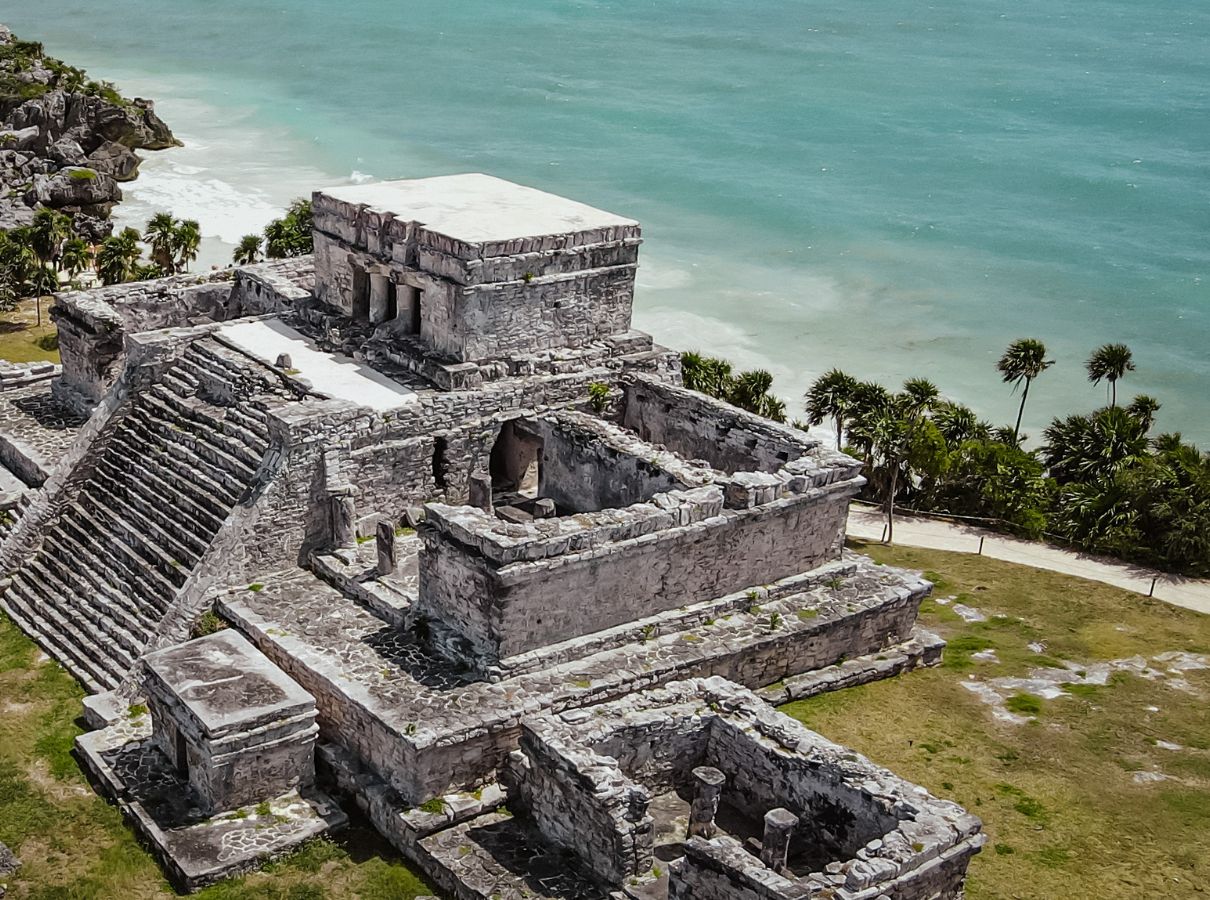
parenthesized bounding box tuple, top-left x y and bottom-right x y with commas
(27, 166, 122, 213)
(509, 677, 984, 899)
(75, 712, 345, 893)
(85, 139, 141, 181)
(0, 839, 19, 876)
(142, 630, 320, 815)
(0, 174, 980, 900)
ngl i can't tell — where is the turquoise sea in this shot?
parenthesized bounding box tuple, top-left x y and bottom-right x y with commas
(6, 1, 1209, 441)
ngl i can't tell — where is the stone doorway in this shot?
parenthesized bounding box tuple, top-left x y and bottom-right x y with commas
(351, 263, 370, 320)
(489, 420, 543, 502)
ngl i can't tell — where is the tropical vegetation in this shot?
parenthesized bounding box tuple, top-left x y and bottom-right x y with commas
(685, 338, 1210, 576)
(233, 198, 313, 265)
(680, 350, 786, 421)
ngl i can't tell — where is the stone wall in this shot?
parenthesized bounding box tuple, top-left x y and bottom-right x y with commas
(311, 188, 641, 363)
(513, 678, 984, 900)
(621, 375, 817, 475)
(50, 261, 313, 415)
(505, 725, 653, 885)
(528, 413, 691, 513)
(418, 485, 856, 672)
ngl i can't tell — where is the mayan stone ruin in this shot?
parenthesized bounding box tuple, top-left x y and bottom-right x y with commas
(0, 173, 984, 897)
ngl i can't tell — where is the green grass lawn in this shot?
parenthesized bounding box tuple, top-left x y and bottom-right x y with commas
(0, 613, 433, 899)
(1, 543, 1207, 898)
(784, 541, 1210, 900)
(0, 298, 59, 364)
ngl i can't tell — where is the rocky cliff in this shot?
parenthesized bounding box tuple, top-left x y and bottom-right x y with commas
(0, 24, 177, 240)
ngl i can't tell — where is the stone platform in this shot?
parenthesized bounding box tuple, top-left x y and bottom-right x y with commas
(218, 552, 931, 808)
(76, 713, 347, 892)
(0, 382, 87, 487)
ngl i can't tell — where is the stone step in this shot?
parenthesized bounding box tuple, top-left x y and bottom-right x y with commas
(39, 533, 159, 637)
(129, 402, 259, 487)
(54, 505, 177, 614)
(144, 387, 266, 470)
(99, 444, 229, 526)
(160, 370, 199, 398)
(84, 473, 202, 572)
(42, 520, 164, 633)
(23, 559, 144, 664)
(90, 465, 211, 558)
(5, 575, 126, 690)
(2, 582, 114, 693)
(106, 433, 235, 525)
(69, 496, 187, 591)
(120, 418, 245, 504)
(225, 405, 271, 443)
(181, 344, 255, 397)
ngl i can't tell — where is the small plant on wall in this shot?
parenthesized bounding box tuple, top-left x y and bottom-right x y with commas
(588, 381, 610, 413)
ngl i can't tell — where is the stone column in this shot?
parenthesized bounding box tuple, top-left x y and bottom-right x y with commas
(760, 807, 798, 873)
(687, 766, 726, 839)
(468, 470, 493, 513)
(369, 271, 390, 324)
(376, 520, 397, 575)
(330, 487, 357, 550)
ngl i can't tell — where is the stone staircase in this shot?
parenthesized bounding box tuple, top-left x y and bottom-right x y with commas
(1, 339, 284, 692)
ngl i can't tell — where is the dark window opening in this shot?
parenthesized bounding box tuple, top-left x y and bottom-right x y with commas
(351, 264, 370, 320)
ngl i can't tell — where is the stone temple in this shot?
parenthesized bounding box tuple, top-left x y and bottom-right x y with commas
(0, 174, 984, 897)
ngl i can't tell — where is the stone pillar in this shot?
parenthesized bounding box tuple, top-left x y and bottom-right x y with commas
(687, 766, 726, 839)
(369, 272, 390, 324)
(376, 521, 397, 575)
(330, 487, 357, 550)
(533, 498, 556, 519)
(760, 807, 798, 873)
(468, 470, 493, 513)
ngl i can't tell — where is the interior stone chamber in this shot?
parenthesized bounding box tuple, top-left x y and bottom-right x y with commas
(0, 173, 983, 897)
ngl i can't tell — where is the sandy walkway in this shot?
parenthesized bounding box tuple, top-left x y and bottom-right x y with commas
(846, 502, 1210, 616)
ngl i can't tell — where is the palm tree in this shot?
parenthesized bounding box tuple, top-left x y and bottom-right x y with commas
(1042, 406, 1150, 484)
(932, 402, 993, 445)
(680, 351, 732, 398)
(804, 368, 859, 449)
(1085, 342, 1135, 407)
(1126, 394, 1161, 431)
(95, 228, 143, 285)
(0, 227, 39, 299)
(28, 264, 60, 325)
(59, 238, 93, 282)
(28, 208, 72, 272)
(232, 234, 263, 266)
(173, 219, 201, 272)
(727, 369, 786, 422)
(996, 338, 1054, 441)
(143, 212, 178, 274)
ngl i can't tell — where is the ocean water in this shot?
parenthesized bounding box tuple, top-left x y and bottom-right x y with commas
(6, 1, 1209, 441)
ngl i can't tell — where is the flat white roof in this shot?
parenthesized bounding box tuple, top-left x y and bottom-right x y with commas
(319, 173, 637, 244)
(218, 318, 418, 413)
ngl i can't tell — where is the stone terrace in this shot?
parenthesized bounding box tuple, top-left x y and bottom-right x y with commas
(219, 552, 930, 807)
(0, 381, 87, 487)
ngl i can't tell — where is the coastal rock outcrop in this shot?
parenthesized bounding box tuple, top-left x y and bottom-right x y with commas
(85, 139, 141, 181)
(26, 166, 122, 215)
(0, 23, 176, 239)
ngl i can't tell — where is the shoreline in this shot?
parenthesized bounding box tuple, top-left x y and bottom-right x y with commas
(4, 17, 1207, 445)
(0, 24, 178, 241)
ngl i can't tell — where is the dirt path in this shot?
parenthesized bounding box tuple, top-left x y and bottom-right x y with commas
(847, 502, 1210, 616)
